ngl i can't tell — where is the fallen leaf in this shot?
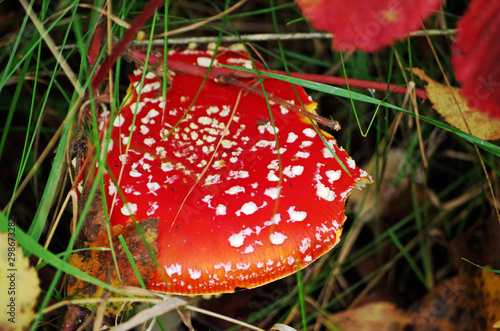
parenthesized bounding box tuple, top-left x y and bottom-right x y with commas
(452, 0, 500, 119)
(471, 268, 500, 329)
(294, 0, 444, 51)
(0, 231, 40, 331)
(410, 277, 463, 331)
(410, 269, 500, 330)
(324, 301, 411, 330)
(67, 218, 159, 316)
(412, 68, 500, 140)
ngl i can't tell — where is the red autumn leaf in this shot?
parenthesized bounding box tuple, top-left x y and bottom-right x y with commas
(452, 0, 500, 119)
(81, 48, 370, 295)
(294, 0, 444, 51)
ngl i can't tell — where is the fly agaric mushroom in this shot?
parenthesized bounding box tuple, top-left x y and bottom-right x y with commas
(93, 48, 371, 295)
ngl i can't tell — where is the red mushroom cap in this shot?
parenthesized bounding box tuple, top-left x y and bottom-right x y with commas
(96, 48, 371, 294)
(295, 0, 444, 51)
(452, 0, 500, 118)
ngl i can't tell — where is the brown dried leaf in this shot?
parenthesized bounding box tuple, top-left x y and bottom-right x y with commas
(410, 277, 463, 330)
(410, 269, 500, 330)
(412, 68, 500, 140)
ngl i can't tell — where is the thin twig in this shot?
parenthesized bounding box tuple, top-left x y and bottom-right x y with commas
(131, 29, 457, 46)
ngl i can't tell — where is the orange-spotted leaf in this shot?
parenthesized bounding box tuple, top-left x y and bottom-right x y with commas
(294, 0, 444, 51)
(452, 0, 500, 119)
(412, 68, 500, 141)
(67, 218, 159, 316)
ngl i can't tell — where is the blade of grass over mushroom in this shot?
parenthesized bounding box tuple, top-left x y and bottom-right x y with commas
(221, 64, 402, 108)
(156, 18, 232, 226)
(221, 65, 500, 156)
(118, 230, 168, 331)
(118, 235, 147, 288)
(227, 25, 286, 226)
(34, 144, 117, 326)
(267, 8, 310, 327)
(105, 18, 165, 225)
(265, 5, 349, 177)
(100, 178, 124, 286)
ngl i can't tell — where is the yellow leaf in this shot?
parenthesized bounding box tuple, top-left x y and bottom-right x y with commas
(0, 230, 40, 331)
(476, 268, 500, 328)
(412, 68, 500, 140)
